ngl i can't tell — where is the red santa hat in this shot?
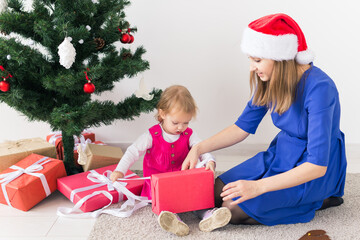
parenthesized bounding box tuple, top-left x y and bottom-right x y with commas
(241, 13, 314, 64)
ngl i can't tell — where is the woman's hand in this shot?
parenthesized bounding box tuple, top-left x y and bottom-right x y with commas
(220, 179, 264, 205)
(181, 145, 200, 170)
(110, 171, 124, 182)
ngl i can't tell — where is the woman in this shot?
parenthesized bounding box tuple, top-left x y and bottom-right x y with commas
(182, 13, 346, 226)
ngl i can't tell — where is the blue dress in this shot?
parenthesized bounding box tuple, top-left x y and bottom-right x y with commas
(219, 64, 347, 226)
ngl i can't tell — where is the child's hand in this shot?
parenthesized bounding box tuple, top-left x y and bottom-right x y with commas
(205, 161, 215, 173)
(110, 171, 124, 182)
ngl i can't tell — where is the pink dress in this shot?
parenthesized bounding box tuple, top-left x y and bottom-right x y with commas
(141, 124, 193, 199)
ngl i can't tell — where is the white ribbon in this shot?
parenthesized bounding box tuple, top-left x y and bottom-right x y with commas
(48, 132, 63, 146)
(76, 136, 95, 165)
(48, 129, 94, 148)
(0, 157, 52, 207)
(57, 170, 151, 218)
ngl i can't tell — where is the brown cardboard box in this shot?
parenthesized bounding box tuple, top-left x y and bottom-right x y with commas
(81, 144, 123, 172)
(0, 138, 57, 172)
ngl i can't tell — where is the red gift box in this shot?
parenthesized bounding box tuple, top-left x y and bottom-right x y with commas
(57, 164, 144, 212)
(151, 168, 214, 215)
(46, 131, 96, 161)
(0, 153, 67, 211)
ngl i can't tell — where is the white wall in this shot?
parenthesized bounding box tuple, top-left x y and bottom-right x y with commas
(1, 0, 360, 148)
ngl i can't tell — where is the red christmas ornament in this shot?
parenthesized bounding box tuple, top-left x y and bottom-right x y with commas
(0, 80, 10, 92)
(84, 68, 95, 94)
(120, 33, 131, 43)
(84, 82, 95, 93)
(128, 34, 134, 43)
(0, 66, 12, 92)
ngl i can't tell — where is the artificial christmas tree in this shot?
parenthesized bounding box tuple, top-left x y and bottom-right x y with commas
(0, 0, 161, 174)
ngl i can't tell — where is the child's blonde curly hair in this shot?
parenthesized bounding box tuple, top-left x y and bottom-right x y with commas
(155, 85, 198, 122)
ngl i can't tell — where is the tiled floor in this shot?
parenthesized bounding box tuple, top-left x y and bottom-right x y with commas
(0, 145, 359, 239)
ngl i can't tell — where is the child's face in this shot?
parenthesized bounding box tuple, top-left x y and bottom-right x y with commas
(160, 108, 193, 135)
(249, 57, 274, 82)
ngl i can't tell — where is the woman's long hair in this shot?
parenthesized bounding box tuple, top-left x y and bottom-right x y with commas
(250, 60, 299, 115)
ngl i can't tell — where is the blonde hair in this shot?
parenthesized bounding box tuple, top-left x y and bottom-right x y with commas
(156, 85, 198, 122)
(250, 60, 300, 115)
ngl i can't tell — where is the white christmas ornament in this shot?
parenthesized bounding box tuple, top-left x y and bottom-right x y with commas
(86, 25, 91, 31)
(6, 55, 11, 60)
(0, 0, 8, 13)
(135, 76, 154, 101)
(58, 37, 76, 69)
(78, 39, 84, 44)
(92, 0, 99, 3)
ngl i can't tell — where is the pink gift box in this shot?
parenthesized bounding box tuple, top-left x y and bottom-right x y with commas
(151, 168, 214, 215)
(57, 164, 144, 212)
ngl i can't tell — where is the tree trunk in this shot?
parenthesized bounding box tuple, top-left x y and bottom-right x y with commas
(62, 130, 77, 175)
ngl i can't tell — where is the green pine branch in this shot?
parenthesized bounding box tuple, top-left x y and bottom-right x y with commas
(0, 0, 162, 174)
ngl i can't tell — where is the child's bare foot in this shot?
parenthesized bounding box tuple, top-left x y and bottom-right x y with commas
(199, 207, 231, 232)
(158, 211, 189, 236)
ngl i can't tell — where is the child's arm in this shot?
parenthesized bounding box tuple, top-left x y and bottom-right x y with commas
(110, 131, 152, 182)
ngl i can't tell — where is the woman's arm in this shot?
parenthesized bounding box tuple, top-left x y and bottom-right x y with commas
(182, 124, 250, 170)
(221, 162, 327, 205)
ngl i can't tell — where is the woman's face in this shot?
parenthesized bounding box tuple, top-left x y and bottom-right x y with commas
(249, 57, 275, 82)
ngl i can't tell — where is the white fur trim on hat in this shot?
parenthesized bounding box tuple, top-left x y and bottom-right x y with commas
(295, 49, 315, 65)
(241, 27, 298, 61)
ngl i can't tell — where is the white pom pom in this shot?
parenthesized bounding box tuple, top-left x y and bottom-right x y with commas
(86, 25, 91, 31)
(135, 76, 154, 101)
(6, 55, 11, 60)
(78, 39, 84, 44)
(295, 49, 315, 65)
(0, 0, 8, 13)
(57, 37, 76, 69)
(92, 0, 99, 3)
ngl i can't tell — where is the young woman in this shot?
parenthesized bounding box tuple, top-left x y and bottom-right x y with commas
(182, 13, 347, 226)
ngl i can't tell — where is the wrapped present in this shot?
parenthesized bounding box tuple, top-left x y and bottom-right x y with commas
(151, 168, 214, 215)
(0, 153, 67, 211)
(57, 164, 144, 213)
(46, 130, 96, 147)
(78, 143, 123, 172)
(71, 140, 106, 167)
(46, 130, 96, 161)
(0, 138, 57, 172)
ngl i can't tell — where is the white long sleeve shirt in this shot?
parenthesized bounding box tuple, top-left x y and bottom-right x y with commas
(115, 125, 215, 174)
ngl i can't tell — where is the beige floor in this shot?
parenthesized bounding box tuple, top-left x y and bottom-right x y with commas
(0, 145, 359, 240)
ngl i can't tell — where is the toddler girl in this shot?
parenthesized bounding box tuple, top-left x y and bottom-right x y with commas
(110, 85, 231, 236)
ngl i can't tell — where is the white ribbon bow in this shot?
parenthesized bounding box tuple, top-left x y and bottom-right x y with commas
(57, 170, 151, 218)
(0, 157, 52, 207)
(48, 129, 94, 148)
(76, 135, 94, 165)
